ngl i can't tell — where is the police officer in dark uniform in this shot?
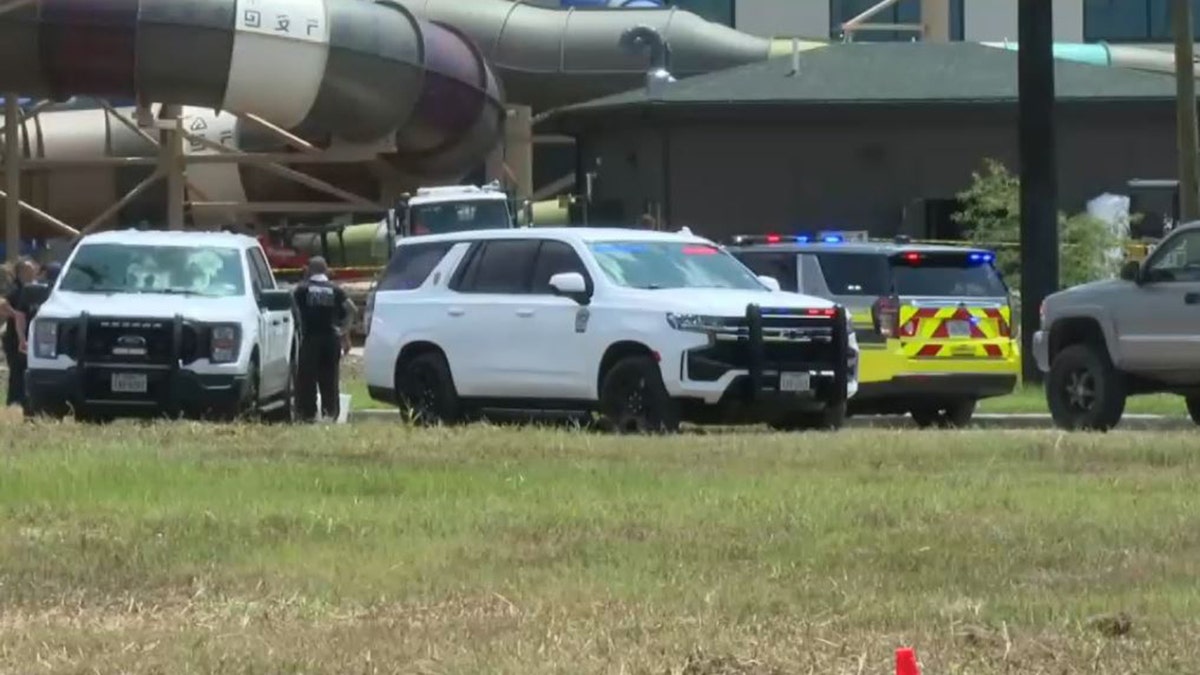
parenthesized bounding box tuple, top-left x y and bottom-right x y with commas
(292, 257, 355, 422)
(2, 259, 37, 407)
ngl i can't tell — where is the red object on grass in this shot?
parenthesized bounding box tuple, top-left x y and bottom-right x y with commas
(896, 647, 920, 675)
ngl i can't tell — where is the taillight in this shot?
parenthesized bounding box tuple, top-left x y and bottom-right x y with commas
(871, 295, 901, 338)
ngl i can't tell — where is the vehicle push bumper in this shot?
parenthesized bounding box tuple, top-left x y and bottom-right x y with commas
(25, 311, 249, 420)
(678, 304, 854, 421)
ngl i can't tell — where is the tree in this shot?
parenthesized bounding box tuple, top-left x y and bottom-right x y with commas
(953, 159, 1125, 291)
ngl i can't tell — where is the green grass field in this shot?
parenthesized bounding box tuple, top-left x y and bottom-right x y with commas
(3, 420, 1200, 673)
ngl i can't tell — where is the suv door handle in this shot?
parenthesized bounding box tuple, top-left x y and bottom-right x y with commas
(516, 308, 534, 318)
(1187, 293, 1200, 305)
(447, 307, 465, 317)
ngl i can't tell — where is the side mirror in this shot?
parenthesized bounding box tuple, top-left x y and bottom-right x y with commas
(549, 272, 591, 304)
(258, 288, 294, 312)
(1119, 260, 1141, 283)
(757, 275, 781, 292)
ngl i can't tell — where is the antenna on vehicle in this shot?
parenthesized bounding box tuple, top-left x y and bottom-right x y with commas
(789, 37, 800, 76)
(620, 25, 676, 97)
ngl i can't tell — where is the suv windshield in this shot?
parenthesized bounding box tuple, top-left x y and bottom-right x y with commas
(589, 241, 765, 291)
(409, 200, 510, 235)
(890, 257, 1008, 297)
(60, 243, 246, 297)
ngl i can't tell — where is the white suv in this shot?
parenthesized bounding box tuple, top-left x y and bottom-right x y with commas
(363, 227, 859, 432)
(26, 230, 298, 422)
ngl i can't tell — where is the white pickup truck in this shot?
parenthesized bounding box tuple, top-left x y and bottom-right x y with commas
(25, 229, 298, 422)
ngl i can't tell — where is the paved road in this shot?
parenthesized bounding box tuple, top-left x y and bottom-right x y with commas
(346, 408, 1193, 431)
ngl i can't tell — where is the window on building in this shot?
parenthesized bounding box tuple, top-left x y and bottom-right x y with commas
(829, 0, 965, 42)
(1083, 0, 1200, 42)
(670, 0, 734, 26)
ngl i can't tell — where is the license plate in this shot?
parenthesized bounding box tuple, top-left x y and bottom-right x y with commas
(779, 372, 811, 392)
(946, 320, 972, 338)
(111, 372, 148, 394)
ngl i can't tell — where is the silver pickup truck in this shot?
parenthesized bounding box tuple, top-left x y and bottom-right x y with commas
(1034, 221, 1200, 430)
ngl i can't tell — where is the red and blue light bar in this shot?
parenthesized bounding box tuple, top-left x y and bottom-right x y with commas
(733, 233, 845, 245)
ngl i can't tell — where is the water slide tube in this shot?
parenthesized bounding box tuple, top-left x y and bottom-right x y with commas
(0, 0, 802, 235)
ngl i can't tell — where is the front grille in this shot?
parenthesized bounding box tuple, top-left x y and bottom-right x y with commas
(83, 318, 174, 364)
(65, 316, 203, 365)
(686, 307, 843, 382)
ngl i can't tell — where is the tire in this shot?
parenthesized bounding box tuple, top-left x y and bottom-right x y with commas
(1188, 396, 1200, 426)
(396, 351, 461, 426)
(236, 361, 262, 422)
(597, 356, 680, 434)
(910, 399, 977, 429)
(1045, 343, 1126, 431)
(771, 400, 847, 432)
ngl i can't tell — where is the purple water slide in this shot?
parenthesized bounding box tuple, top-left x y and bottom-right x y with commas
(0, 0, 505, 179)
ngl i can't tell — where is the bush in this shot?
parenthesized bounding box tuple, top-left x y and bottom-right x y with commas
(953, 159, 1125, 291)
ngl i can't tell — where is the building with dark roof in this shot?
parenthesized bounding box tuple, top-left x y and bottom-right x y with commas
(538, 42, 1181, 240)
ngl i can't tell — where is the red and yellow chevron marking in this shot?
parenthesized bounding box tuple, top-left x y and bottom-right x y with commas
(896, 305, 1014, 359)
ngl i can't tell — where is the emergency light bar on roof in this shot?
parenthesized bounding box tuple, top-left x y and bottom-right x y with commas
(730, 230, 869, 246)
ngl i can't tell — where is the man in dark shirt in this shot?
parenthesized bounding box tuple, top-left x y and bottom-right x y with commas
(3, 259, 37, 407)
(292, 257, 355, 422)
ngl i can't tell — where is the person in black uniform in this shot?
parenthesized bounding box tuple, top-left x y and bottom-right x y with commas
(292, 257, 355, 422)
(2, 259, 37, 407)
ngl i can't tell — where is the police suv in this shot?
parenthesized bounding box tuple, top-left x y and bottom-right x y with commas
(363, 227, 859, 432)
(728, 232, 1019, 428)
(25, 230, 298, 421)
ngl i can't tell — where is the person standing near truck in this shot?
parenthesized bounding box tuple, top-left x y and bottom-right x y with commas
(292, 257, 355, 422)
(2, 259, 37, 407)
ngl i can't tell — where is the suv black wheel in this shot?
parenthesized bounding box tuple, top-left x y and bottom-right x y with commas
(397, 351, 461, 426)
(770, 401, 847, 432)
(1046, 344, 1126, 431)
(910, 399, 977, 429)
(598, 356, 680, 434)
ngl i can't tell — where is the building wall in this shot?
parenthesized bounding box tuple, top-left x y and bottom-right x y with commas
(732, 0, 1085, 42)
(962, 0, 1084, 42)
(577, 105, 1175, 240)
(737, 0, 829, 38)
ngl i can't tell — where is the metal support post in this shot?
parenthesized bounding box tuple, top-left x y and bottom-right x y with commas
(507, 105, 534, 201)
(1017, 0, 1058, 382)
(4, 94, 19, 263)
(1174, 0, 1200, 221)
(159, 104, 185, 230)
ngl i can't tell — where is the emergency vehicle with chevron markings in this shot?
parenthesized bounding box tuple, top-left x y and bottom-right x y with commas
(727, 232, 1019, 428)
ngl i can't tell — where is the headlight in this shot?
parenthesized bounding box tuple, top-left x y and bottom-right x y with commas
(665, 313, 730, 332)
(32, 320, 58, 359)
(209, 324, 241, 363)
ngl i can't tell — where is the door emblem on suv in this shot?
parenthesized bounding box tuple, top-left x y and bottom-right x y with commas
(113, 334, 148, 356)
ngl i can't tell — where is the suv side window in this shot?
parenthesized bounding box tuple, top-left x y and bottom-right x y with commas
(246, 248, 274, 292)
(530, 240, 590, 294)
(378, 241, 455, 291)
(816, 253, 889, 296)
(733, 251, 798, 292)
(1146, 230, 1200, 283)
(454, 239, 540, 294)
